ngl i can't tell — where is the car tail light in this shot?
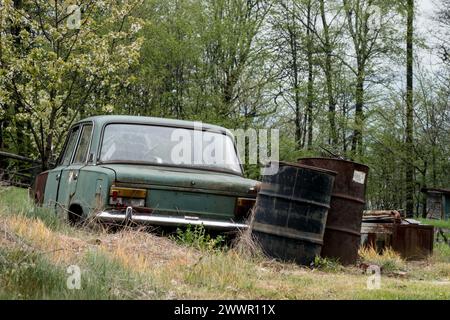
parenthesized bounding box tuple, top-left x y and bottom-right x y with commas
(248, 182, 261, 196)
(109, 187, 147, 208)
(235, 197, 256, 219)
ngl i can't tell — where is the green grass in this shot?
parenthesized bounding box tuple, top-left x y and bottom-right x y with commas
(418, 218, 450, 230)
(1, 186, 450, 300)
(0, 247, 162, 300)
(311, 256, 344, 273)
(0, 187, 69, 233)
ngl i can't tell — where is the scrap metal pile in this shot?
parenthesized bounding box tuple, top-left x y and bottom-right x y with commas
(361, 210, 434, 260)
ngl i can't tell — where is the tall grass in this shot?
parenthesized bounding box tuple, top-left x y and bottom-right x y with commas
(432, 243, 450, 263)
(359, 246, 406, 273)
(1, 186, 450, 300)
(0, 187, 69, 233)
(0, 247, 163, 300)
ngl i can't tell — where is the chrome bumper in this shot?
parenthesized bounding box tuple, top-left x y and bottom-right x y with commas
(96, 209, 248, 231)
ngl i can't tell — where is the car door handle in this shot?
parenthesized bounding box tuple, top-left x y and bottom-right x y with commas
(73, 173, 78, 181)
(56, 174, 61, 181)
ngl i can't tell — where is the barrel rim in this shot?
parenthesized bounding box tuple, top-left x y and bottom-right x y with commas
(270, 161, 338, 176)
(297, 157, 370, 171)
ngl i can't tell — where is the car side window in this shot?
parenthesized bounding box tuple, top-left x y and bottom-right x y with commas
(73, 124, 93, 164)
(60, 126, 80, 166)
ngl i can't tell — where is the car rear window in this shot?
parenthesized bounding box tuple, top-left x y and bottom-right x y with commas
(100, 124, 242, 174)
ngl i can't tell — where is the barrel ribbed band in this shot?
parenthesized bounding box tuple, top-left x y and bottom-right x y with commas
(252, 222, 324, 245)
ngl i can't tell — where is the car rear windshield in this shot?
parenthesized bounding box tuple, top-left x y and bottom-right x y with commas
(100, 124, 242, 175)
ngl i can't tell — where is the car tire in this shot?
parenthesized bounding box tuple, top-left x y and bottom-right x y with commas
(68, 204, 84, 226)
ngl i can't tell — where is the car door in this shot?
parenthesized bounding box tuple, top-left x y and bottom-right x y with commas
(44, 125, 81, 210)
(56, 123, 93, 215)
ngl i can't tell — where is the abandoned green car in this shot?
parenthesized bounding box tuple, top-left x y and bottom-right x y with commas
(31, 116, 259, 230)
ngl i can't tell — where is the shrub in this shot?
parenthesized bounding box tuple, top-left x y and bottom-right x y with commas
(171, 225, 225, 252)
(359, 246, 406, 273)
(311, 256, 343, 272)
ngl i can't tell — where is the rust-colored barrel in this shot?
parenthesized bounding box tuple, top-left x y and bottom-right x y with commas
(251, 162, 336, 266)
(298, 158, 369, 265)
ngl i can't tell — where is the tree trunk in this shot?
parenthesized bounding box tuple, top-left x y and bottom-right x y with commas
(293, 39, 302, 149)
(306, 0, 314, 150)
(405, 0, 415, 217)
(319, 0, 337, 147)
(352, 69, 364, 156)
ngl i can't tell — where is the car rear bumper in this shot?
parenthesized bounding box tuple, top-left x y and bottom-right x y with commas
(96, 209, 249, 231)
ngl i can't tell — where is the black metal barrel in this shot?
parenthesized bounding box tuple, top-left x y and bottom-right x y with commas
(251, 162, 336, 266)
(298, 158, 369, 265)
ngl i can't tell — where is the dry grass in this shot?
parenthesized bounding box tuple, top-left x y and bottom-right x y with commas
(1, 187, 450, 299)
(358, 246, 406, 273)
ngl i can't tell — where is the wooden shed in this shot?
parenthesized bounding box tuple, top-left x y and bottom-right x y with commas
(422, 188, 450, 220)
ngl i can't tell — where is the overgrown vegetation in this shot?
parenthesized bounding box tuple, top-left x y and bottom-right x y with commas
(0, 187, 70, 233)
(359, 247, 406, 273)
(1, 0, 450, 214)
(171, 225, 226, 252)
(0, 187, 449, 299)
(311, 256, 344, 273)
(418, 219, 450, 230)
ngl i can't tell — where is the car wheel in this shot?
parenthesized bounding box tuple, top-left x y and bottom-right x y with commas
(68, 204, 84, 226)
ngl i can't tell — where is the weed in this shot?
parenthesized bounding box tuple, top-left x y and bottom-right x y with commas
(432, 243, 450, 263)
(171, 225, 225, 251)
(311, 256, 343, 272)
(359, 246, 406, 273)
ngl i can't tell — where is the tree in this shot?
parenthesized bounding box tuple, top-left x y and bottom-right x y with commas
(341, 0, 400, 157)
(438, 0, 450, 68)
(405, 0, 414, 216)
(269, 0, 321, 150)
(0, 0, 143, 170)
(319, 0, 338, 147)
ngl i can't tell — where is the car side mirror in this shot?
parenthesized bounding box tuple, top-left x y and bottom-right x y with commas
(88, 153, 94, 163)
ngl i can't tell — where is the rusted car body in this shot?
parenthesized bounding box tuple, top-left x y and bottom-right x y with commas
(31, 116, 258, 230)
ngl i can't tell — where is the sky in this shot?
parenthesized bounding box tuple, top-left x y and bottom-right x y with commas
(416, 0, 444, 68)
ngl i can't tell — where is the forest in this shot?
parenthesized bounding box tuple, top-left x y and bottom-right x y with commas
(0, 0, 449, 217)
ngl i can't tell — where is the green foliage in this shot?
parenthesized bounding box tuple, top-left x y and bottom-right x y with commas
(0, 0, 144, 167)
(0, 187, 68, 232)
(1, 0, 450, 217)
(311, 256, 343, 272)
(433, 243, 450, 263)
(171, 225, 225, 252)
(418, 219, 450, 230)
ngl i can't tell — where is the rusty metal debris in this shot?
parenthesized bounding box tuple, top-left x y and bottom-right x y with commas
(361, 210, 434, 260)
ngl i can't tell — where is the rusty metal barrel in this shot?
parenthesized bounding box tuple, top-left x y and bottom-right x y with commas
(298, 158, 369, 265)
(251, 162, 336, 266)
